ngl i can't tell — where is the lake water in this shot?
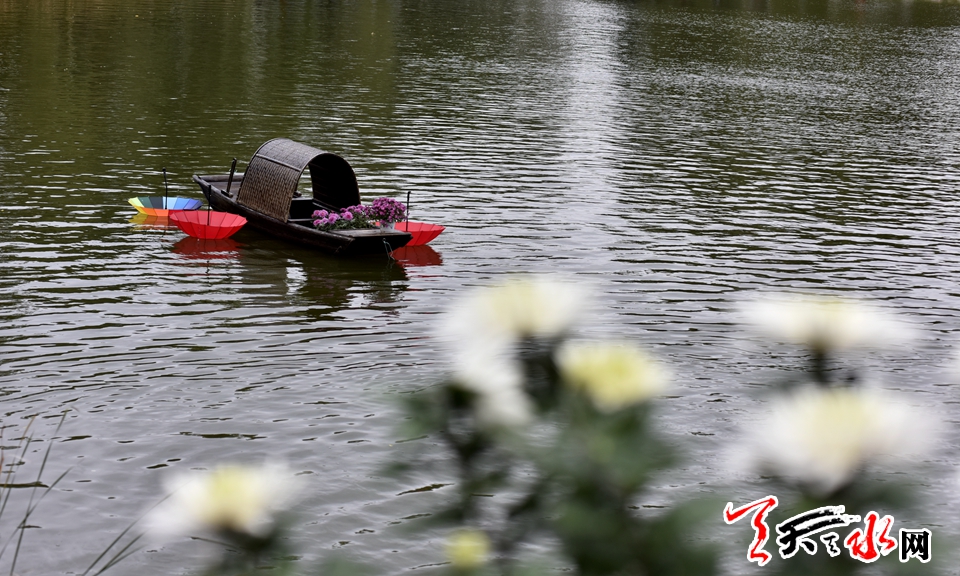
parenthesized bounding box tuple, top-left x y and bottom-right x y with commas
(2, 0, 960, 573)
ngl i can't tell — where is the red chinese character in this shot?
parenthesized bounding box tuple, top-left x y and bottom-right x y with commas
(844, 511, 897, 563)
(724, 496, 779, 566)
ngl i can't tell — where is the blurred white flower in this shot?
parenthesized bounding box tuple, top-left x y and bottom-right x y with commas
(742, 387, 934, 495)
(443, 276, 586, 344)
(556, 341, 669, 412)
(449, 338, 518, 395)
(440, 276, 587, 428)
(451, 346, 533, 429)
(445, 529, 491, 570)
(473, 384, 534, 429)
(741, 294, 912, 353)
(148, 463, 301, 540)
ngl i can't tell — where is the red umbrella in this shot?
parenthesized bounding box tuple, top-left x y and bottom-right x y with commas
(170, 159, 246, 240)
(170, 210, 247, 239)
(397, 191, 444, 246)
(395, 221, 444, 246)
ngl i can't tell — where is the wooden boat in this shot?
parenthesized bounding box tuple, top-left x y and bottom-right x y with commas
(192, 138, 412, 256)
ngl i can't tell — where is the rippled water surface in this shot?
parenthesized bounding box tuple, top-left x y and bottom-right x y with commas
(2, 0, 960, 573)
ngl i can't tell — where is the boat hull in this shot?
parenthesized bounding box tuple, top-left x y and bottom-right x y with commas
(193, 174, 412, 256)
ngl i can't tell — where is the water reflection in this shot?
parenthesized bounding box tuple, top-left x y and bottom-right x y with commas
(227, 236, 409, 314)
(129, 213, 175, 229)
(172, 236, 241, 259)
(391, 245, 443, 268)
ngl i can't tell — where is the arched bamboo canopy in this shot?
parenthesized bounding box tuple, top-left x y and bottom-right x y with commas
(236, 138, 361, 221)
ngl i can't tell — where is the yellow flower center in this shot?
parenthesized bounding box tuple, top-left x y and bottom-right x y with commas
(557, 342, 668, 411)
(446, 529, 491, 569)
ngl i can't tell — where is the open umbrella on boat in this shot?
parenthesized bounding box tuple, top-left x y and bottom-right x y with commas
(129, 196, 203, 217)
(394, 191, 444, 246)
(170, 210, 246, 240)
(128, 168, 203, 217)
(169, 160, 246, 240)
(395, 221, 444, 246)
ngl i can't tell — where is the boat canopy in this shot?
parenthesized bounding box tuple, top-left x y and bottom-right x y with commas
(236, 138, 361, 221)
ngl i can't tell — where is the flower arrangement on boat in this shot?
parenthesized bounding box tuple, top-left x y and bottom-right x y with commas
(368, 197, 407, 224)
(311, 197, 407, 231)
(312, 205, 372, 231)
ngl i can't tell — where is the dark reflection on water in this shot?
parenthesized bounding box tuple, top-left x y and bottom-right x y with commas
(171, 236, 241, 259)
(229, 236, 411, 313)
(392, 246, 444, 268)
(2, 0, 960, 573)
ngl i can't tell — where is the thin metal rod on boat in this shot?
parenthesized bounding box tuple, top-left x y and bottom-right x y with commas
(162, 167, 169, 210)
(214, 158, 238, 226)
(406, 190, 410, 227)
(225, 158, 237, 198)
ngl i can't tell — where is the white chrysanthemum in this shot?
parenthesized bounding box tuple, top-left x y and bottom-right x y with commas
(473, 384, 534, 429)
(449, 339, 519, 395)
(445, 529, 491, 569)
(451, 346, 532, 429)
(742, 294, 912, 353)
(148, 464, 301, 539)
(440, 276, 587, 428)
(556, 341, 669, 412)
(745, 387, 933, 495)
(444, 276, 587, 344)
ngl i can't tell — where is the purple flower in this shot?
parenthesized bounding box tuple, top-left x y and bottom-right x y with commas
(313, 203, 377, 230)
(369, 197, 407, 224)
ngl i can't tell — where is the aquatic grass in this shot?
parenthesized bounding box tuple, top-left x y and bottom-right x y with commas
(0, 413, 70, 576)
(0, 413, 144, 576)
(80, 499, 171, 576)
(81, 530, 145, 576)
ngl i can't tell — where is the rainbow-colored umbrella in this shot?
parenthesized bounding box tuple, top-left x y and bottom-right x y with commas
(128, 167, 203, 217)
(128, 196, 203, 217)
